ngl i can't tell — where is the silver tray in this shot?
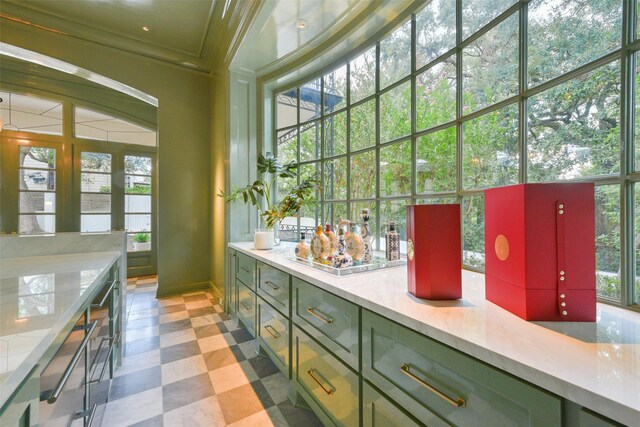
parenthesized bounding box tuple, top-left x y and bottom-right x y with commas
(289, 253, 406, 276)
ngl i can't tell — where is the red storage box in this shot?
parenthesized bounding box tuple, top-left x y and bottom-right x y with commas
(484, 183, 596, 321)
(406, 204, 461, 300)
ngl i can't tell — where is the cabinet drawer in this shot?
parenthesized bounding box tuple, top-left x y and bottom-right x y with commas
(363, 381, 427, 427)
(257, 297, 289, 375)
(257, 262, 290, 315)
(362, 310, 562, 427)
(293, 326, 359, 427)
(236, 252, 256, 289)
(237, 280, 256, 336)
(292, 277, 359, 369)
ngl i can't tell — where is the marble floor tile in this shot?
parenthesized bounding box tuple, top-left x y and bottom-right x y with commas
(157, 303, 186, 315)
(125, 325, 159, 342)
(216, 382, 270, 424)
(237, 340, 259, 359)
(162, 373, 215, 413)
(109, 365, 162, 401)
(126, 316, 159, 330)
(128, 414, 163, 427)
(159, 328, 197, 348)
(248, 355, 280, 378)
(125, 336, 160, 357)
(190, 313, 220, 328)
(187, 305, 218, 318)
(116, 348, 161, 378)
(194, 322, 226, 339)
(158, 318, 192, 335)
(185, 299, 214, 310)
(183, 293, 208, 302)
(230, 328, 254, 344)
(101, 387, 163, 427)
(227, 406, 288, 427)
(158, 310, 190, 324)
(161, 354, 208, 385)
(127, 307, 159, 321)
(203, 346, 245, 371)
(198, 332, 234, 353)
(162, 396, 225, 427)
(260, 373, 291, 405)
(209, 360, 258, 394)
(160, 340, 202, 364)
(156, 296, 184, 307)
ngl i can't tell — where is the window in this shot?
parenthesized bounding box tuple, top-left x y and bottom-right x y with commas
(18, 146, 57, 234)
(74, 107, 156, 146)
(1, 91, 63, 135)
(274, 1, 638, 308)
(125, 155, 152, 252)
(80, 151, 112, 232)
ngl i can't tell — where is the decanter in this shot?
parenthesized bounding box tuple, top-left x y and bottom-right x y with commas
(310, 225, 331, 261)
(345, 222, 365, 265)
(324, 222, 338, 256)
(332, 228, 353, 268)
(295, 231, 310, 259)
(360, 208, 373, 263)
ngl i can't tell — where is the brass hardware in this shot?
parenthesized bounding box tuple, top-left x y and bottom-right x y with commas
(307, 369, 334, 395)
(307, 307, 333, 324)
(264, 280, 279, 290)
(562, 310, 568, 316)
(407, 239, 415, 261)
(240, 301, 251, 311)
(400, 363, 465, 408)
(264, 324, 280, 339)
(561, 302, 566, 307)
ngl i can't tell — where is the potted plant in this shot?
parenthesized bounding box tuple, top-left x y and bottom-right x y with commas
(133, 232, 151, 251)
(219, 152, 318, 249)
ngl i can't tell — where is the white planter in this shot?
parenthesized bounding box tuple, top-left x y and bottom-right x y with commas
(133, 242, 151, 251)
(254, 229, 274, 250)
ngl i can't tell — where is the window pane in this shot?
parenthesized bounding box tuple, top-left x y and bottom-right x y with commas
(128, 233, 152, 252)
(300, 79, 322, 123)
(81, 215, 111, 232)
(19, 214, 55, 234)
(350, 47, 376, 104)
(125, 176, 151, 194)
(299, 163, 320, 202)
(463, 13, 519, 114)
(20, 193, 55, 213)
(416, 57, 456, 131)
(300, 202, 321, 230)
(19, 169, 56, 191)
(324, 65, 347, 112)
(528, 0, 622, 88)
(462, 195, 485, 269)
(595, 185, 620, 300)
(125, 214, 152, 232)
(19, 146, 55, 169)
(528, 61, 620, 182)
(0, 91, 62, 135)
(463, 104, 519, 190)
(75, 107, 156, 146)
(323, 157, 347, 200)
(350, 150, 377, 199)
(416, 197, 458, 204)
(350, 99, 376, 151)
(81, 194, 111, 213)
(416, 127, 457, 193)
(462, 0, 517, 39)
(416, 0, 456, 68)
(81, 152, 111, 172)
(81, 173, 111, 192)
(636, 184, 640, 303)
(300, 121, 320, 162)
(380, 141, 411, 197)
(380, 200, 408, 252)
(125, 156, 152, 175)
(380, 20, 411, 89)
(277, 129, 297, 165)
(125, 195, 151, 213)
(323, 112, 347, 157)
(325, 202, 347, 228)
(635, 52, 640, 170)
(277, 165, 298, 203)
(276, 89, 297, 129)
(380, 82, 411, 143)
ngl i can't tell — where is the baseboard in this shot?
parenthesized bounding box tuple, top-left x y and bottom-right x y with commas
(156, 281, 209, 297)
(208, 281, 224, 305)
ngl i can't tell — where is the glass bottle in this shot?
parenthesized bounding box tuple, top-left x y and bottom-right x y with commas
(295, 231, 310, 259)
(310, 225, 331, 261)
(345, 222, 365, 265)
(385, 221, 401, 261)
(324, 222, 338, 256)
(360, 208, 373, 263)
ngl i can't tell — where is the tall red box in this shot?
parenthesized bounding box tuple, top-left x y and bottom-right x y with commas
(406, 204, 461, 300)
(484, 183, 596, 321)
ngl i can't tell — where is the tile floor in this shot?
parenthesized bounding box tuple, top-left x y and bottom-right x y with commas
(96, 276, 322, 427)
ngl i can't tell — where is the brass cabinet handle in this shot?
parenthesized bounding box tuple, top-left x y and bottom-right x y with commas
(240, 267, 250, 273)
(264, 324, 280, 339)
(264, 280, 279, 290)
(240, 301, 251, 311)
(307, 369, 334, 395)
(400, 363, 465, 407)
(307, 307, 333, 324)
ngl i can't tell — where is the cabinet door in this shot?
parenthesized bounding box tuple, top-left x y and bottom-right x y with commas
(257, 297, 289, 376)
(257, 262, 290, 315)
(236, 252, 256, 289)
(362, 310, 562, 427)
(363, 381, 429, 427)
(237, 280, 256, 336)
(226, 250, 237, 315)
(292, 326, 359, 427)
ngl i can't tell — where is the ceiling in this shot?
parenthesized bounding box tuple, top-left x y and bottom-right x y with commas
(0, 0, 416, 77)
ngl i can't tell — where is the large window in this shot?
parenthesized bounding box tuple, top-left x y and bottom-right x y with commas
(275, 0, 640, 308)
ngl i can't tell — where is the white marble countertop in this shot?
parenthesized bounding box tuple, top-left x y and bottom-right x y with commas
(0, 251, 119, 409)
(230, 242, 640, 426)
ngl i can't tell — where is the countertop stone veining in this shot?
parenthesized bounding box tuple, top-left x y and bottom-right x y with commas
(230, 241, 640, 426)
(0, 251, 119, 409)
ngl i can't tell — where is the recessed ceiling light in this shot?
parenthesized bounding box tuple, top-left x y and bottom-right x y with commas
(142, 26, 150, 32)
(294, 19, 308, 30)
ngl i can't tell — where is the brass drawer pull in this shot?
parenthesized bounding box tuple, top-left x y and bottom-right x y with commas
(264, 280, 280, 290)
(307, 368, 334, 395)
(241, 301, 251, 311)
(240, 267, 251, 273)
(400, 363, 465, 407)
(307, 307, 333, 324)
(264, 324, 280, 339)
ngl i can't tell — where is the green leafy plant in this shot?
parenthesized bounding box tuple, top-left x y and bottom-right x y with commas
(133, 232, 150, 243)
(218, 153, 319, 229)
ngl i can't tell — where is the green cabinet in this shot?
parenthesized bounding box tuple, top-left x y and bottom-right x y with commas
(362, 310, 562, 427)
(257, 296, 290, 376)
(237, 280, 256, 336)
(363, 381, 426, 427)
(292, 325, 359, 427)
(292, 277, 360, 369)
(237, 252, 256, 289)
(227, 250, 237, 317)
(257, 261, 290, 315)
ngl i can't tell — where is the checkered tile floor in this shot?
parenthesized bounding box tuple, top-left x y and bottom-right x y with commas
(96, 277, 322, 427)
